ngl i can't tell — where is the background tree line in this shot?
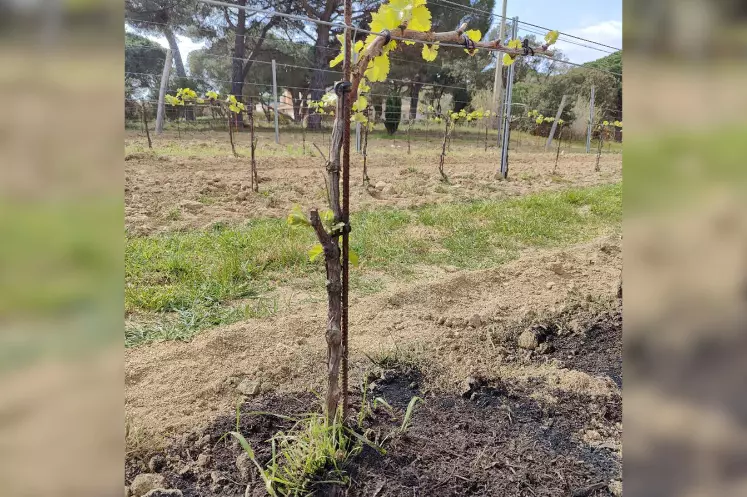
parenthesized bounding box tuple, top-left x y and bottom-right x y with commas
(125, 0, 622, 131)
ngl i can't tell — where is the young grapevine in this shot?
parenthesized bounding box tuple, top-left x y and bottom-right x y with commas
(286, 0, 558, 419)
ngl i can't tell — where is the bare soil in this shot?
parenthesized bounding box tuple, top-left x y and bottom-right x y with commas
(125, 235, 621, 437)
(124, 132, 622, 235)
(124, 130, 622, 495)
(125, 304, 621, 497)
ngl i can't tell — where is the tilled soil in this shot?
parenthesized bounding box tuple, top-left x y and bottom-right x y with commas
(125, 306, 622, 497)
(124, 133, 622, 235)
(125, 236, 622, 437)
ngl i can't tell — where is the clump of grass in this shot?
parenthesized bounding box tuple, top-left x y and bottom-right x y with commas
(126, 184, 621, 345)
(400, 396, 423, 434)
(198, 195, 216, 205)
(223, 379, 424, 496)
(364, 344, 423, 372)
(228, 410, 381, 497)
(165, 208, 182, 221)
(125, 296, 279, 346)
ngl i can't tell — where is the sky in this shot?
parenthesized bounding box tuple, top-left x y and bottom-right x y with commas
(129, 0, 622, 71)
(501, 0, 622, 63)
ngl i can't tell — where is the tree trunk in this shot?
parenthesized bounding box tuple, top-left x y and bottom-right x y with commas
(409, 82, 423, 120)
(162, 26, 186, 80)
(162, 25, 194, 121)
(292, 92, 303, 123)
(308, 23, 331, 130)
(372, 95, 383, 123)
(230, 0, 248, 130)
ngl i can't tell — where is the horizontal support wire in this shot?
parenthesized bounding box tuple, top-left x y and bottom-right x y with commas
(127, 4, 620, 77)
(125, 51, 472, 91)
(126, 18, 449, 71)
(198, 0, 542, 52)
(428, 0, 622, 52)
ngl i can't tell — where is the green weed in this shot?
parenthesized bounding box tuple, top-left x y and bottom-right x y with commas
(125, 184, 621, 345)
(228, 410, 377, 497)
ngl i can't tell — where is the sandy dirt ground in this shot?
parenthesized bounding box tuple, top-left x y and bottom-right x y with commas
(125, 131, 622, 235)
(125, 234, 621, 436)
(124, 130, 622, 495)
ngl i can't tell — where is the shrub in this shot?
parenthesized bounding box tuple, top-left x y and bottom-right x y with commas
(384, 92, 402, 135)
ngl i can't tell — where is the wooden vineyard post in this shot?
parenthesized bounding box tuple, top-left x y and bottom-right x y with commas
(545, 94, 567, 150)
(554, 124, 563, 174)
(425, 111, 429, 143)
(595, 123, 604, 172)
(302, 111, 307, 155)
(141, 102, 152, 149)
(228, 113, 238, 157)
(438, 118, 451, 182)
(250, 98, 259, 191)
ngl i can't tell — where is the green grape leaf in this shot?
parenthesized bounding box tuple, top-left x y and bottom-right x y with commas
(320, 209, 335, 226)
(330, 51, 344, 68)
(287, 205, 310, 226)
(352, 112, 368, 124)
(352, 95, 368, 112)
(409, 4, 432, 32)
(370, 5, 398, 32)
(308, 243, 324, 262)
(365, 54, 390, 82)
(358, 78, 371, 94)
(507, 39, 523, 50)
(349, 249, 360, 267)
(465, 29, 482, 42)
(422, 43, 439, 61)
(544, 30, 559, 45)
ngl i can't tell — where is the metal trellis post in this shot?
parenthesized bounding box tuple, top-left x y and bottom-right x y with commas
(272, 59, 280, 144)
(499, 17, 518, 179)
(586, 85, 595, 153)
(493, 0, 508, 147)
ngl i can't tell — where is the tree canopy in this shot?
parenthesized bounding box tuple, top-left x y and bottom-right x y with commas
(124, 0, 620, 126)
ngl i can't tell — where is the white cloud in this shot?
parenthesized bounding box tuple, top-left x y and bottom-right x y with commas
(554, 20, 622, 64)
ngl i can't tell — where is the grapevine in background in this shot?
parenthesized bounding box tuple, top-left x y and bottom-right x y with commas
(432, 108, 491, 182)
(595, 120, 622, 171)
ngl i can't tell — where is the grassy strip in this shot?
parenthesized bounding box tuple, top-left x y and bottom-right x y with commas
(126, 183, 621, 346)
(624, 126, 747, 213)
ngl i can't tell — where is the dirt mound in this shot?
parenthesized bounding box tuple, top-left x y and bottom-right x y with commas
(126, 349, 621, 496)
(125, 236, 622, 438)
